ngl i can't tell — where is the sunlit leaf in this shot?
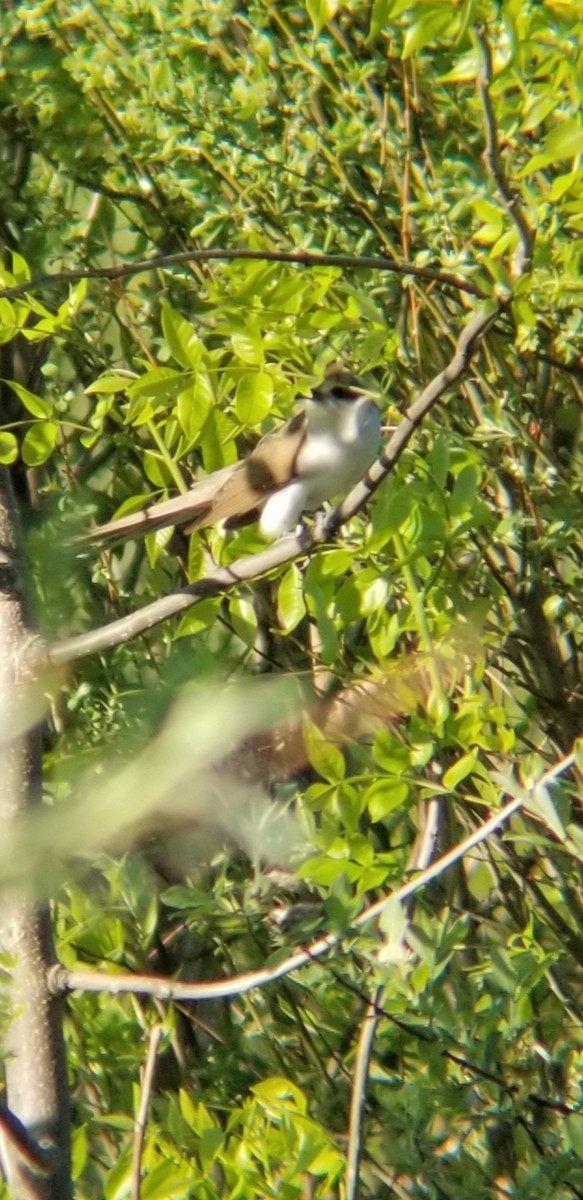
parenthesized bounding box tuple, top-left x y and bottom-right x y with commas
(21, 421, 58, 465)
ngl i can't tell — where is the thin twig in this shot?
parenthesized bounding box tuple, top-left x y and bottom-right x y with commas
(48, 305, 498, 665)
(314, 952, 581, 1114)
(0, 246, 484, 302)
(344, 797, 441, 1200)
(130, 1025, 164, 1200)
(475, 28, 534, 276)
(345, 984, 384, 1200)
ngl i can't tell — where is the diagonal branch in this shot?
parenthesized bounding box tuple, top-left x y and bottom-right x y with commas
(48, 305, 498, 666)
(0, 1104, 56, 1178)
(323, 305, 498, 535)
(50, 789, 527, 1004)
(50, 744, 576, 1005)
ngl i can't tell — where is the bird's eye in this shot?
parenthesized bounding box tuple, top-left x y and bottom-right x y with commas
(329, 384, 350, 399)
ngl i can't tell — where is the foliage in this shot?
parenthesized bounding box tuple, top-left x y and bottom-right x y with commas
(1, 0, 583, 1197)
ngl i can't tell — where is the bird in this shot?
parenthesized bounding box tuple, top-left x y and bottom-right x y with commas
(80, 366, 381, 546)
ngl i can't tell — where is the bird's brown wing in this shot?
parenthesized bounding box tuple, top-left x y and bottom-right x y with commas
(187, 411, 307, 531)
(79, 411, 307, 545)
(78, 465, 238, 546)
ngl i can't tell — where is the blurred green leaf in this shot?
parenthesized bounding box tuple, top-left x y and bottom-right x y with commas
(21, 420, 58, 464)
(0, 431, 18, 462)
(277, 563, 307, 633)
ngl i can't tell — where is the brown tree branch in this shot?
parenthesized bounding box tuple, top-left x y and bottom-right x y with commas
(0, 246, 485, 302)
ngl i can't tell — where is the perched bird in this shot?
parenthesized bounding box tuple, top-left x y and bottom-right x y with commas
(81, 367, 381, 545)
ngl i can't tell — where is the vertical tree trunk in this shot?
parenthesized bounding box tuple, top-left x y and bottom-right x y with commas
(0, 466, 71, 1200)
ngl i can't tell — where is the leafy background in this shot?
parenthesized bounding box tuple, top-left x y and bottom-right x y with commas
(1, 0, 583, 1196)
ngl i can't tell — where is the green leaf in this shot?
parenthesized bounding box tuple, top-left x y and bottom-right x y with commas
(85, 373, 133, 395)
(369, 486, 415, 551)
(21, 421, 58, 465)
(65, 276, 87, 317)
(450, 465, 478, 515)
(378, 896, 408, 945)
(177, 379, 212, 443)
(567, 1114, 583, 1157)
(252, 1076, 307, 1113)
(229, 596, 259, 648)
(231, 330, 265, 365)
(0, 432, 18, 463)
(277, 563, 307, 633)
(142, 450, 175, 488)
(175, 599, 222, 638)
(443, 753, 477, 790)
(369, 0, 390, 40)
(9, 250, 31, 283)
(543, 120, 583, 163)
(306, 0, 340, 36)
(70, 1124, 88, 1181)
(512, 297, 538, 328)
(199, 1126, 224, 1170)
(0, 299, 18, 342)
(160, 885, 204, 909)
(574, 738, 583, 774)
(235, 371, 273, 426)
(527, 783, 567, 841)
(402, 8, 453, 58)
(304, 720, 345, 783)
(4, 379, 51, 418)
(200, 407, 238, 472)
(161, 305, 203, 369)
(138, 1162, 195, 1199)
(519, 120, 583, 176)
(366, 778, 409, 821)
(126, 366, 182, 400)
(429, 432, 449, 489)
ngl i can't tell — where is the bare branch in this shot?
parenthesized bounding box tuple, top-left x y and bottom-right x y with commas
(345, 985, 384, 1200)
(49, 305, 498, 666)
(0, 246, 484, 302)
(345, 796, 441, 1200)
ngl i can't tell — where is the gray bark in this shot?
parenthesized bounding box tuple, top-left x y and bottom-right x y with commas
(0, 467, 71, 1200)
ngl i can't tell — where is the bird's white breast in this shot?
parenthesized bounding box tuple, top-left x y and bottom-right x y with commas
(259, 393, 381, 537)
(299, 395, 381, 508)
